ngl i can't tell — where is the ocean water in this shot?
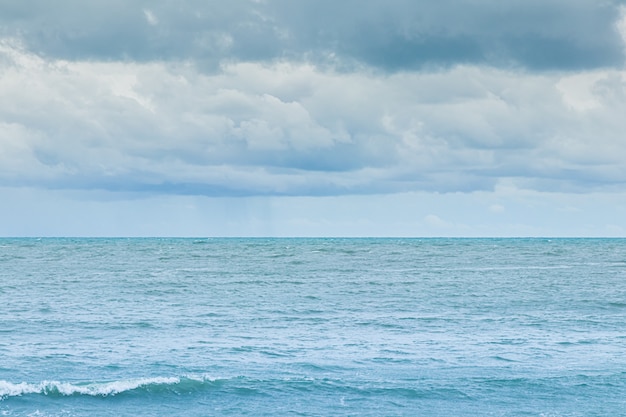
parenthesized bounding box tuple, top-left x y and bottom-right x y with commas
(1, 238, 626, 416)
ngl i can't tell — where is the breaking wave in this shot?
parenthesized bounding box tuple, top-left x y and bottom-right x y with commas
(0, 376, 217, 400)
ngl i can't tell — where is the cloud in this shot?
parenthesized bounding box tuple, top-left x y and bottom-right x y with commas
(4, 1, 626, 238)
(143, 9, 159, 26)
(423, 214, 453, 229)
(489, 204, 505, 213)
(0, 1, 624, 71)
(2, 36, 626, 197)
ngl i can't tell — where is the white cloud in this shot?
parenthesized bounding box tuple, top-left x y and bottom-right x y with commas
(424, 214, 452, 229)
(143, 9, 159, 26)
(556, 73, 605, 112)
(489, 204, 505, 213)
(2, 39, 626, 198)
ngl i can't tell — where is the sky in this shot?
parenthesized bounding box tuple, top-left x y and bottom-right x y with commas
(2, 0, 626, 237)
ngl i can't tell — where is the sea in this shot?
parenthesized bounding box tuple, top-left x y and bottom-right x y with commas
(1, 238, 626, 416)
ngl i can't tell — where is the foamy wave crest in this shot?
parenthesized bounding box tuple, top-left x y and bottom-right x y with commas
(0, 375, 216, 400)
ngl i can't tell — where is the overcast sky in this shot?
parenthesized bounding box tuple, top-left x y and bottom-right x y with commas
(2, 0, 626, 236)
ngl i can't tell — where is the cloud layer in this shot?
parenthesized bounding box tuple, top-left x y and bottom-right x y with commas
(2, 1, 626, 198)
(2, 1, 624, 70)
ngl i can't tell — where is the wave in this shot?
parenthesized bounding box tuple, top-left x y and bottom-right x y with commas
(0, 376, 217, 400)
(0, 375, 467, 402)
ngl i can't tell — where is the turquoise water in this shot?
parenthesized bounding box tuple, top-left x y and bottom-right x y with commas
(1, 238, 626, 416)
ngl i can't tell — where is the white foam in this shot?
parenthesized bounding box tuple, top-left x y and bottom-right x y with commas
(1, 380, 46, 398)
(0, 377, 183, 399)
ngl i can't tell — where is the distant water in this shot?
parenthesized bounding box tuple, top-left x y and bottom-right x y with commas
(2, 238, 626, 416)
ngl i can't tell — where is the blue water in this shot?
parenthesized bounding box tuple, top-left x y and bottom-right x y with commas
(1, 238, 626, 416)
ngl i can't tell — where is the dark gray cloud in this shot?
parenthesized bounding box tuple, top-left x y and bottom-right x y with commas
(1, 0, 624, 70)
(272, 0, 626, 70)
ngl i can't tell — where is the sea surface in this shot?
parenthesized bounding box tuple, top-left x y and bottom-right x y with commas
(1, 238, 626, 416)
